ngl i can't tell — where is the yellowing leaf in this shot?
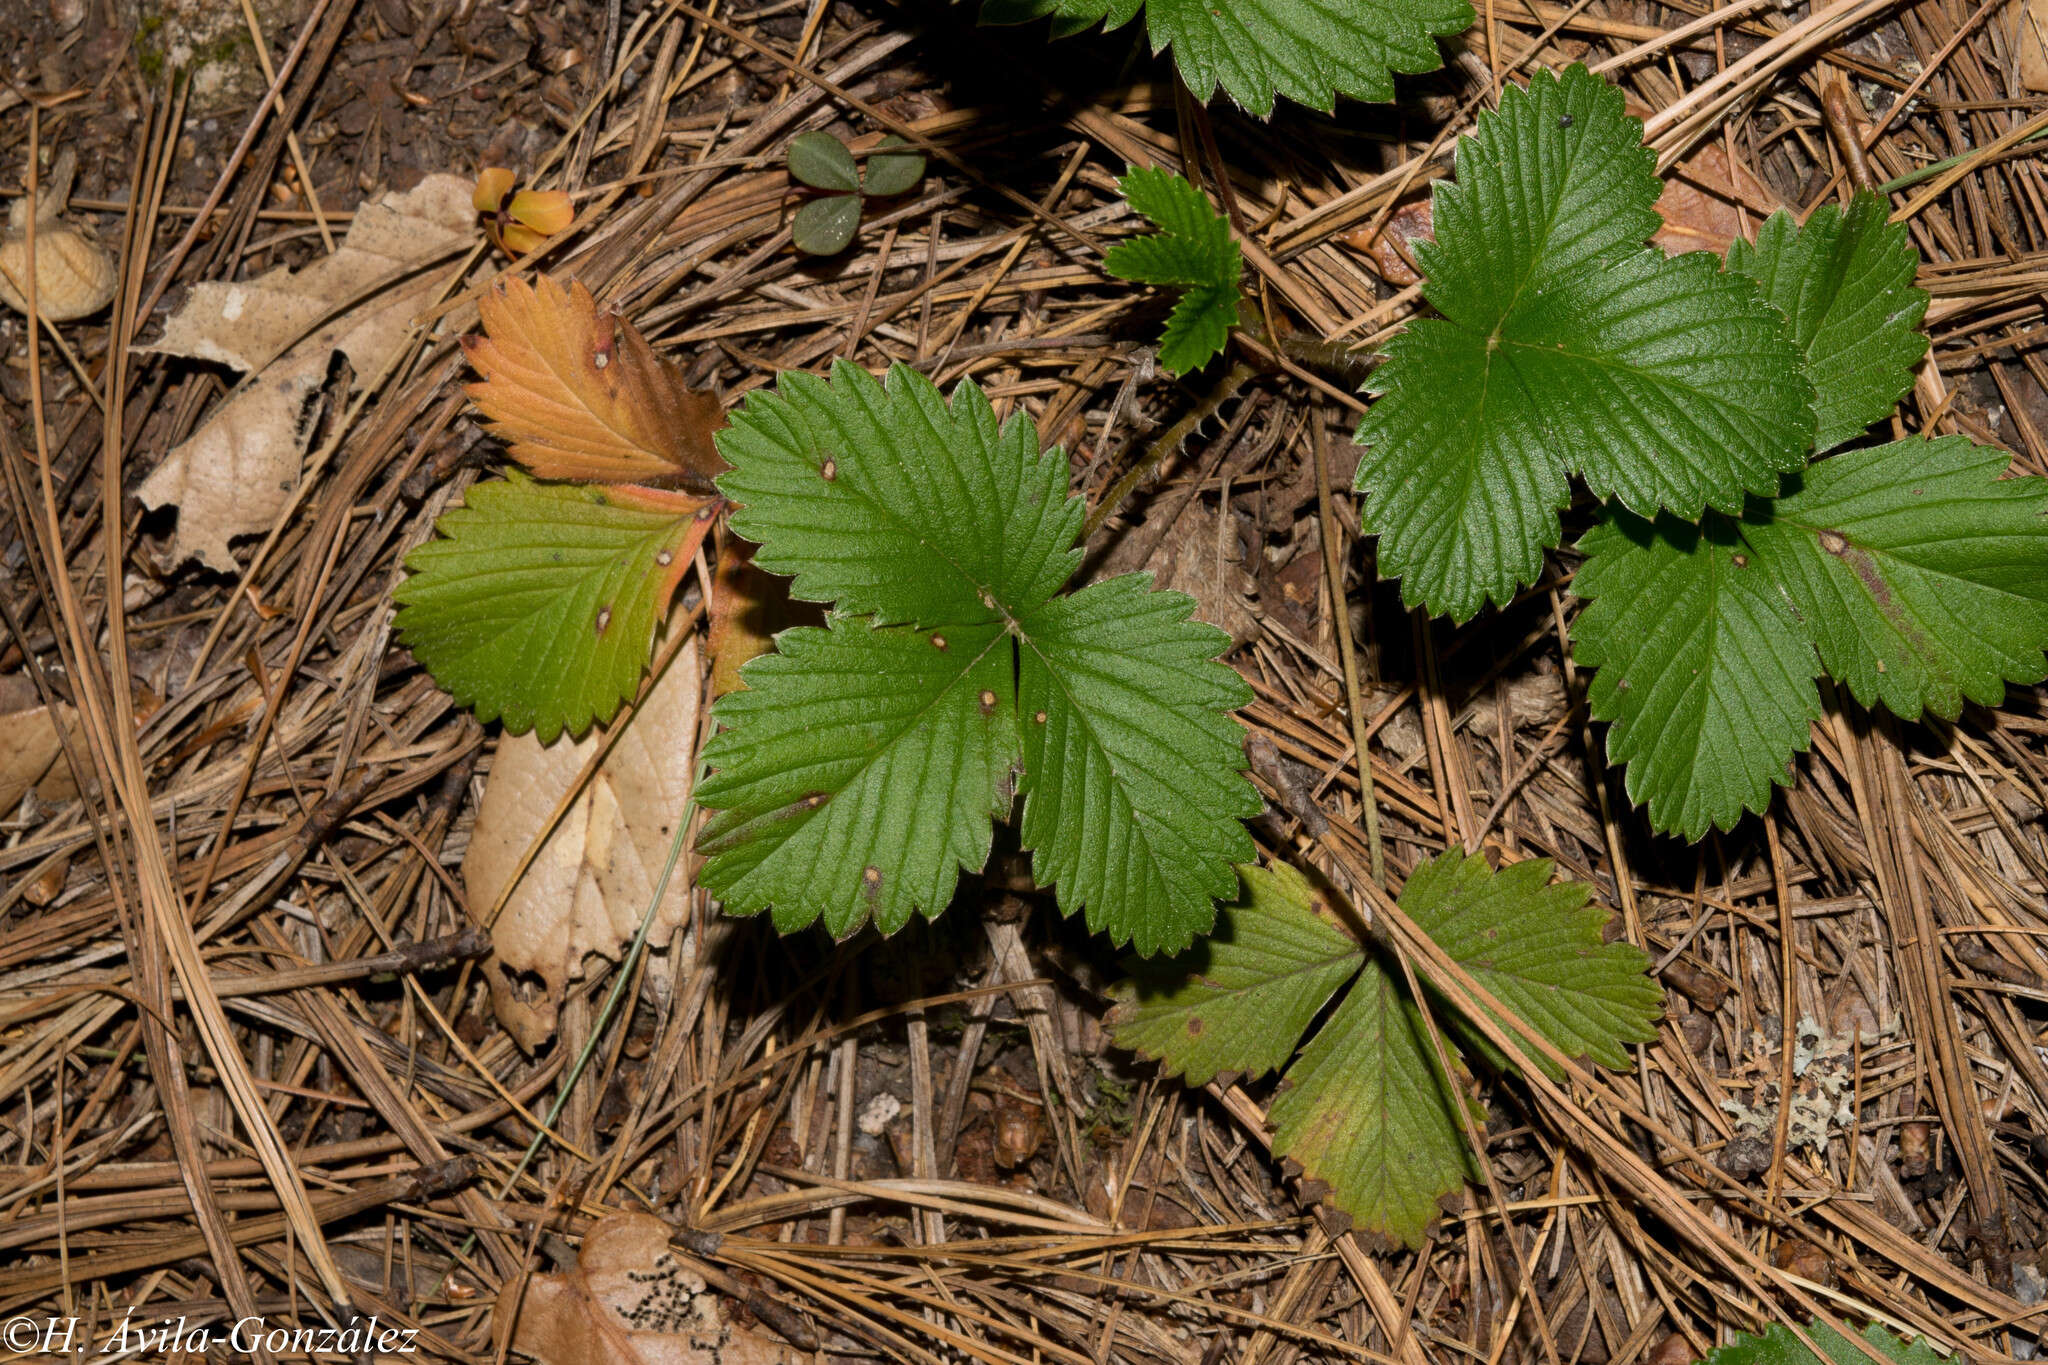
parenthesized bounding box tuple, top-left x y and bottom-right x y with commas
(463, 275, 726, 488)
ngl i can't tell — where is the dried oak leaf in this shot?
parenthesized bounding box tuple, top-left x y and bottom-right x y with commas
(464, 639, 701, 1051)
(138, 174, 475, 571)
(463, 275, 726, 489)
(499, 1213, 804, 1365)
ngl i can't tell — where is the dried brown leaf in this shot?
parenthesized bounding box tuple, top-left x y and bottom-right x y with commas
(0, 676, 83, 811)
(138, 174, 475, 570)
(706, 538, 821, 698)
(464, 640, 702, 1051)
(499, 1213, 804, 1365)
(463, 275, 726, 489)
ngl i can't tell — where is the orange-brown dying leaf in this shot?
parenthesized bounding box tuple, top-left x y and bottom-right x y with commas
(706, 537, 822, 698)
(463, 275, 727, 490)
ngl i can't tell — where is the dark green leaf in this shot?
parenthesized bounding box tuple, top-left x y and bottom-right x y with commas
(793, 194, 862, 255)
(788, 130, 860, 192)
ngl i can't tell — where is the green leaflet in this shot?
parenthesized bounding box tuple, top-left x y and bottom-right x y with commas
(699, 362, 1258, 951)
(1699, 1322, 1948, 1365)
(1353, 64, 1813, 622)
(1726, 192, 1929, 453)
(395, 474, 708, 744)
(977, 0, 1472, 116)
(1573, 437, 2048, 838)
(1111, 855, 1660, 1245)
(1103, 166, 1243, 375)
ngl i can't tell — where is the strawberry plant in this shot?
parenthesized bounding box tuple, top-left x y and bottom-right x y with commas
(1351, 62, 2048, 839)
(978, 0, 1473, 114)
(398, 281, 1258, 952)
(1111, 855, 1661, 1245)
(1103, 165, 1243, 375)
(1699, 1321, 1947, 1365)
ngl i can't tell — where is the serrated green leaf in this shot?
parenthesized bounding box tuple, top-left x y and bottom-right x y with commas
(1745, 437, 2048, 718)
(695, 618, 1016, 937)
(1270, 959, 1482, 1247)
(1017, 575, 1261, 954)
(717, 362, 1080, 627)
(1398, 852, 1663, 1076)
(395, 474, 708, 744)
(1573, 437, 2048, 837)
(1114, 852, 1656, 1245)
(788, 130, 860, 192)
(1353, 65, 1813, 622)
(793, 194, 862, 255)
(978, 0, 1471, 115)
(1103, 166, 1243, 375)
(863, 136, 927, 197)
(1109, 863, 1363, 1084)
(1726, 193, 1928, 453)
(1571, 510, 1821, 840)
(701, 364, 1256, 948)
(1701, 1321, 1948, 1365)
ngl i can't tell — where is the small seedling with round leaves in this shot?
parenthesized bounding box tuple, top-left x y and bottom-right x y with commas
(786, 130, 929, 256)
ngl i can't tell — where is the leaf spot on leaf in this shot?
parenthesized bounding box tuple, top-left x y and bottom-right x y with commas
(820, 457, 838, 481)
(1186, 1016, 1204, 1035)
(595, 606, 612, 636)
(1033, 709, 1047, 724)
(932, 634, 948, 651)
(979, 689, 997, 715)
(1732, 552, 1749, 568)
(861, 865, 883, 906)
(656, 549, 673, 566)
(1818, 529, 1850, 556)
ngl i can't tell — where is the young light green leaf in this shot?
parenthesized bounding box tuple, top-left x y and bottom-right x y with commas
(1398, 852, 1664, 1077)
(1113, 853, 1657, 1246)
(1701, 1321, 1948, 1365)
(1109, 862, 1363, 1085)
(793, 194, 862, 255)
(863, 136, 927, 197)
(1353, 64, 1813, 622)
(1726, 193, 1928, 453)
(395, 474, 712, 744)
(976, 0, 1472, 116)
(1573, 437, 2048, 837)
(1571, 511, 1822, 840)
(1269, 960, 1482, 1247)
(1103, 165, 1243, 374)
(695, 619, 1017, 938)
(787, 130, 860, 192)
(700, 363, 1256, 949)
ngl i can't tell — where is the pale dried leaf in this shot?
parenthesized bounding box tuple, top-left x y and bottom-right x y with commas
(137, 175, 474, 570)
(499, 1213, 805, 1365)
(2023, 0, 2048, 91)
(1101, 505, 1260, 646)
(464, 639, 702, 1051)
(0, 676, 84, 811)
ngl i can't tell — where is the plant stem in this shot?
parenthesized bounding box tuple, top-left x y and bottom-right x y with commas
(1082, 361, 1255, 541)
(1311, 416, 1385, 885)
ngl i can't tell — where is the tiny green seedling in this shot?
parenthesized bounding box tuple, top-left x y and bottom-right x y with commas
(1698, 1321, 1947, 1365)
(1103, 165, 1243, 375)
(785, 129, 928, 256)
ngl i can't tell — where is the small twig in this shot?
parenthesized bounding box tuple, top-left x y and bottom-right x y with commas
(1311, 416, 1384, 885)
(1083, 361, 1255, 541)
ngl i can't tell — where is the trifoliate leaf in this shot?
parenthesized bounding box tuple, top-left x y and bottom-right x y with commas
(700, 362, 1256, 949)
(1726, 193, 1928, 453)
(1112, 854, 1657, 1245)
(1103, 166, 1243, 375)
(1269, 959, 1482, 1247)
(1571, 510, 1823, 840)
(695, 619, 1017, 937)
(1353, 64, 1814, 622)
(977, 0, 1472, 115)
(787, 130, 860, 193)
(1109, 864, 1361, 1083)
(1397, 852, 1664, 1077)
(1701, 1321, 1948, 1365)
(1573, 436, 2048, 837)
(396, 474, 715, 743)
